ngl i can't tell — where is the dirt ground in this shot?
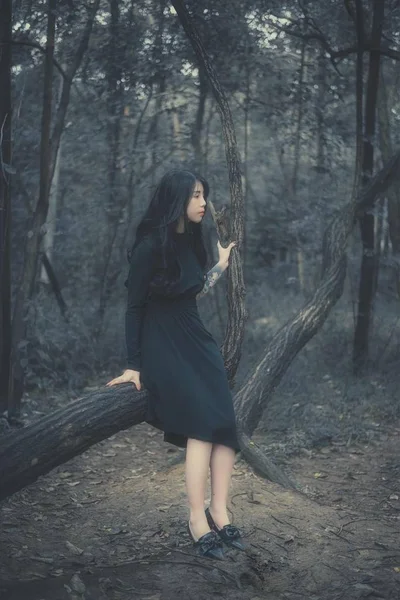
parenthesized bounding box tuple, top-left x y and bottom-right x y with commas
(1, 389, 400, 600)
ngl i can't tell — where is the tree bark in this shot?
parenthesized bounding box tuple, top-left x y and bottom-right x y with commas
(315, 48, 326, 172)
(243, 33, 251, 281)
(0, 0, 12, 414)
(292, 39, 306, 294)
(148, 0, 166, 186)
(191, 67, 207, 170)
(1, 150, 399, 502)
(378, 67, 400, 295)
(40, 69, 64, 285)
(95, 0, 124, 339)
(353, 0, 385, 373)
(18, 181, 68, 320)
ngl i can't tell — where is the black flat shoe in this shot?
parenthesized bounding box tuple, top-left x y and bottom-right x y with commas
(187, 521, 224, 560)
(205, 507, 246, 551)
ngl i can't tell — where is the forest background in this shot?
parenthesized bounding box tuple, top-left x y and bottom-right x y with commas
(1, 1, 400, 598)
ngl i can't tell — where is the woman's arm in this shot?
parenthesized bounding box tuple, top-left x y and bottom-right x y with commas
(197, 260, 228, 299)
(197, 239, 237, 299)
(125, 236, 156, 371)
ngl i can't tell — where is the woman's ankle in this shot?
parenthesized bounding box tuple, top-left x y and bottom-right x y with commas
(189, 507, 207, 521)
(209, 502, 228, 514)
(209, 504, 230, 525)
(189, 511, 211, 539)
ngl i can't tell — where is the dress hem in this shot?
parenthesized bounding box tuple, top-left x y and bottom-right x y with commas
(145, 417, 241, 454)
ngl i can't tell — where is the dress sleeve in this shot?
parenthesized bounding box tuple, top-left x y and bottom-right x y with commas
(125, 236, 156, 371)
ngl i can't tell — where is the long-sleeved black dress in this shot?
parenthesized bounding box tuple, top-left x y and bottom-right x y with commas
(125, 229, 240, 453)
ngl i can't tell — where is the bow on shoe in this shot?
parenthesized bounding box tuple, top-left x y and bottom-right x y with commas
(204, 508, 246, 550)
(217, 524, 246, 550)
(197, 530, 223, 553)
(221, 524, 241, 539)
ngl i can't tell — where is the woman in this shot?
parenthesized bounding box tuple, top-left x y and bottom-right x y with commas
(107, 169, 244, 560)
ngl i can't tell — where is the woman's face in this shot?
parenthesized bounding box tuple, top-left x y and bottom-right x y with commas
(186, 181, 207, 223)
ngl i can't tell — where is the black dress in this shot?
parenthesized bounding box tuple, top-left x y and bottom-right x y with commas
(125, 229, 240, 453)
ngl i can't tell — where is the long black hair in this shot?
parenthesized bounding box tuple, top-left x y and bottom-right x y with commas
(128, 169, 210, 296)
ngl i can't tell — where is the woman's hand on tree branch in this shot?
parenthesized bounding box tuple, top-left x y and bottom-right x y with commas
(217, 239, 237, 267)
(106, 369, 142, 391)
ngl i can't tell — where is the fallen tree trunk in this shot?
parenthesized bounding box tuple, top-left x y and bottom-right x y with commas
(0, 385, 148, 501)
(1, 151, 399, 502)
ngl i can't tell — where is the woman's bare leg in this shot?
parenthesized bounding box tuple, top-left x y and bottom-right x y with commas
(209, 444, 236, 528)
(185, 438, 213, 539)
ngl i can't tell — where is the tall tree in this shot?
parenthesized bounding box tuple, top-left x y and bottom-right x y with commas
(353, 0, 385, 372)
(96, 0, 125, 333)
(378, 67, 400, 295)
(0, 0, 12, 414)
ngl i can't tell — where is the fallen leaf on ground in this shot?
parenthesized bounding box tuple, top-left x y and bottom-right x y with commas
(65, 541, 84, 555)
(70, 573, 86, 594)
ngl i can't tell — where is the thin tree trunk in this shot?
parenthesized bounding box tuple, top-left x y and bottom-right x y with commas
(378, 67, 400, 295)
(148, 0, 166, 186)
(39, 137, 62, 285)
(18, 182, 68, 319)
(293, 41, 306, 294)
(48, 2, 100, 186)
(353, 0, 385, 373)
(191, 67, 207, 170)
(0, 0, 12, 414)
(40, 70, 64, 285)
(171, 104, 185, 161)
(147, 75, 166, 186)
(120, 91, 153, 268)
(374, 196, 385, 292)
(96, 0, 124, 336)
(203, 98, 215, 176)
(243, 36, 250, 280)
(315, 47, 326, 171)
(352, 0, 365, 200)
(291, 40, 306, 197)
(9, 0, 57, 419)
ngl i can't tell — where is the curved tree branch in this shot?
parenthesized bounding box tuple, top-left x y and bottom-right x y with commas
(272, 23, 400, 64)
(235, 150, 400, 434)
(171, 0, 247, 385)
(3, 40, 70, 81)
